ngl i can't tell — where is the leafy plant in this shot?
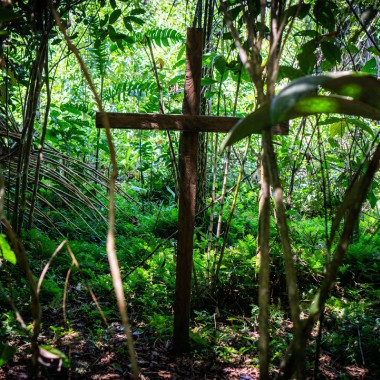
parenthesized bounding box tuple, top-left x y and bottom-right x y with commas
(222, 73, 380, 148)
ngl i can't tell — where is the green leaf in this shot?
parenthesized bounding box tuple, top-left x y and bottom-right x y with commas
(50, 109, 60, 118)
(107, 24, 116, 37)
(177, 45, 185, 60)
(126, 15, 144, 26)
(313, 0, 335, 31)
(347, 42, 359, 54)
(322, 73, 380, 109)
(202, 52, 217, 66)
(60, 103, 82, 115)
(368, 191, 377, 209)
(108, 23, 128, 42)
(140, 28, 184, 47)
(130, 8, 146, 15)
(367, 46, 380, 57)
(201, 77, 218, 86)
(295, 30, 319, 38)
(173, 58, 186, 69)
(0, 234, 16, 265)
(349, 119, 374, 137)
(116, 39, 124, 50)
(319, 116, 341, 125)
(289, 95, 380, 121)
(278, 66, 304, 81)
(330, 122, 345, 137)
(361, 58, 377, 74)
(272, 72, 380, 124)
(168, 74, 184, 86)
(123, 17, 133, 32)
(214, 55, 227, 74)
(110, 0, 116, 9)
(223, 31, 233, 40)
(123, 35, 135, 44)
(222, 73, 380, 149)
(39, 345, 70, 369)
(320, 59, 335, 72)
(204, 90, 216, 99)
(321, 41, 341, 65)
(221, 103, 272, 148)
(286, 3, 310, 19)
(109, 9, 122, 24)
(0, 344, 16, 366)
(297, 39, 316, 74)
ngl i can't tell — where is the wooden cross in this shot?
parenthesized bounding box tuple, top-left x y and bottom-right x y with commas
(96, 27, 288, 353)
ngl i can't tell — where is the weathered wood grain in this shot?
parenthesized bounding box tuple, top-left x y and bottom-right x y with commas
(173, 27, 203, 354)
(96, 112, 289, 135)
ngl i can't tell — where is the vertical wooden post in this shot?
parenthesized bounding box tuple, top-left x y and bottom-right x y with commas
(173, 27, 203, 353)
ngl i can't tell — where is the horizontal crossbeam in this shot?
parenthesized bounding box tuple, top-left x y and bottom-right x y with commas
(96, 112, 289, 135)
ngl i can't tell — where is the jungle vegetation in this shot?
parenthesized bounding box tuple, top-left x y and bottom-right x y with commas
(0, 0, 379, 379)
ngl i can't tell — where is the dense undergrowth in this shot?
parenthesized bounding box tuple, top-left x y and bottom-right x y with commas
(1, 182, 379, 377)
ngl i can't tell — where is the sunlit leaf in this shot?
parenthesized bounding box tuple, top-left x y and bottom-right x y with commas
(201, 77, 218, 86)
(361, 58, 377, 75)
(222, 73, 380, 149)
(0, 234, 16, 265)
(330, 122, 345, 137)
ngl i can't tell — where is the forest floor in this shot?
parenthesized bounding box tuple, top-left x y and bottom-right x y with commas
(1, 300, 377, 380)
(1, 331, 374, 379)
(1, 215, 378, 379)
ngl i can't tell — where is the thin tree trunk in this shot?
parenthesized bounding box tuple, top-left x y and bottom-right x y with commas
(28, 47, 51, 228)
(207, 134, 218, 282)
(257, 143, 271, 380)
(14, 37, 47, 232)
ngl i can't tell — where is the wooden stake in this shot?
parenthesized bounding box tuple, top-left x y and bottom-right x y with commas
(173, 27, 203, 353)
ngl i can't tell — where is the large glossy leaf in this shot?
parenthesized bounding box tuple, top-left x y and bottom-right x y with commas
(222, 73, 380, 149)
(271, 72, 379, 124)
(221, 104, 272, 148)
(222, 95, 380, 149)
(322, 74, 380, 109)
(288, 95, 380, 121)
